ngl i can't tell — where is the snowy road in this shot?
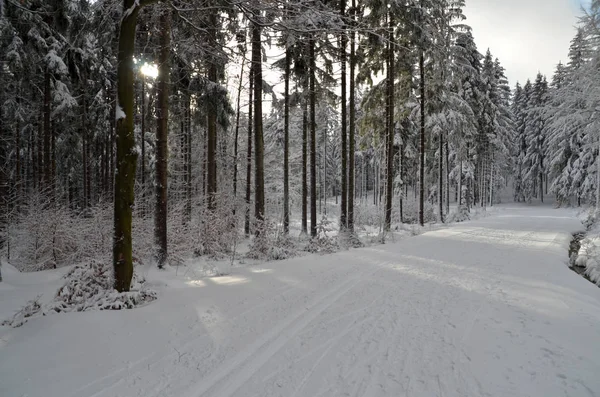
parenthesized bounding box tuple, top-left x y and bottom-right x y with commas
(1, 205, 600, 397)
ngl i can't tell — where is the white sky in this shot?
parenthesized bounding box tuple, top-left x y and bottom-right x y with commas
(463, 0, 590, 87)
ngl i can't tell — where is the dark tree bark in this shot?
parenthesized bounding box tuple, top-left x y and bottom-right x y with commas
(244, 62, 253, 236)
(348, 0, 356, 233)
(384, 11, 394, 232)
(301, 74, 308, 235)
(445, 137, 450, 214)
(113, 0, 143, 292)
(252, 21, 265, 230)
(43, 68, 51, 193)
(418, 48, 425, 226)
(283, 44, 290, 235)
(154, 7, 170, 268)
(339, 0, 348, 230)
(438, 132, 444, 222)
(309, 37, 317, 238)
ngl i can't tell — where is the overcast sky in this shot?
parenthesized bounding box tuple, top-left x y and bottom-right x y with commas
(463, 0, 590, 87)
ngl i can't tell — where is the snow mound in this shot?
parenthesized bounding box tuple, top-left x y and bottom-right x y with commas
(574, 209, 600, 286)
(2, 261, 156, 327)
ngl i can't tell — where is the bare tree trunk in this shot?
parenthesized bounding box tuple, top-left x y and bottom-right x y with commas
(309, 36, 317, 238)
(339, 0, 348, 229)
(113, 0, 148, 292)
(252, 21, 265, 230)
(458, 160, 463, 207)
(43, 68, 51, 194)
(154, 7, 170, 268)
(244, 64, 254, 236)
(418, 47, 425, 226)
(244, 62, 253, 236)
(384, 10, 394, 232)
(301, 74, 308, 235)
(283, 43, 290, 234)
(140, 74, 146, 213)
(348, 0, 356, 232)
(438, 132, 444, 222)
(445, 137, 449, 214)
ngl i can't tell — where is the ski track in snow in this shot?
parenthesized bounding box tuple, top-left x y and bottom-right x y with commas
(1, 204, 600, 397)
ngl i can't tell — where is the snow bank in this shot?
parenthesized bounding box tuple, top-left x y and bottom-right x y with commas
(575, 209, 600, 285)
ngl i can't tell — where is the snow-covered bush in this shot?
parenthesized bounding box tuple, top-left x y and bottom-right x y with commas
(246, 219, 299, 260)
(305, 215, 339, 254)
(400, 197, 437, 224)
(2, 260, 156, 327)
(194, 197, 238, 258)
(11, 195, 82, 271)
(446, 205, 470, 223)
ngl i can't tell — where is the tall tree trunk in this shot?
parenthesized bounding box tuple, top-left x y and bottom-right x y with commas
(309, 37, 317, 238)
(113, 0, 149, 291)
(418, 47, 425, 226)
(348, 0, 356, 232)
(301, 74, 308, 235)
(82, 89, 89, 209)
(244, 62, 253, 236)
(384, 11, 394, 232)
(445, 137, 449, 214)
(339, 0, 348, 229)
(43, 68, 51, 194)
(458, 160, 463, 207)
(438, 132, 444, 222)
(154, 7, 170, 268)
(283, 43, 290, 235)
(252, 21, 265, 230)
(140, 74, 146, 212)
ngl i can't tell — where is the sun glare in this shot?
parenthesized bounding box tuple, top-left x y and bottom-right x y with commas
(140, 63, 158, 78)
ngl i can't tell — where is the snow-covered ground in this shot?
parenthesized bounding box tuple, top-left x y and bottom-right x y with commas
(1, 204, 599, 397)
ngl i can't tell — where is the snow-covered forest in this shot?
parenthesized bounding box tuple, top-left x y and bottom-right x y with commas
(0, 0, 518, 285)
(2, 1, 600, 396)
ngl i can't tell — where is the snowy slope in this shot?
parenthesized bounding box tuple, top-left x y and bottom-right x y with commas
(1, 204, 599, 397)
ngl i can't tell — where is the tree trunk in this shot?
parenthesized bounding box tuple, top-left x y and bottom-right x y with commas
(418, 47, 425, 226)
(445, 137, 449, 214)
(283, 43, 290, 235)
(339, 0, 348, 230)
(252, 21, 265, 230)
(184, 93, 192, 222)
(438, 132, 444, 222)
(301, 73, 308, 235)
(458, 160, 463, 207)
(244, 62, 253, 236)
(140, 74, 146, 214)
(384, 11, 394, 232)
(113, 0, 145, 292)
(43, 68, 51, 194)
(309, 37, 317, 238)
(347, 0, 356, 232)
